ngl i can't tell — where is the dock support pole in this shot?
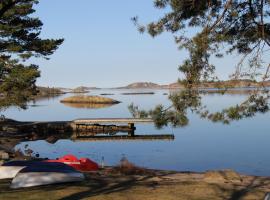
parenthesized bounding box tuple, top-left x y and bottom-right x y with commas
(128, 123, 135, 137)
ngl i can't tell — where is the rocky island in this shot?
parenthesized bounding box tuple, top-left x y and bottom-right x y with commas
(116, 80, 270, 89)
(35, 87, 66, 99)
(60, 95, 121, 104)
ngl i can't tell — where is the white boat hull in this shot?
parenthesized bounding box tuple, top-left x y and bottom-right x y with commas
(11, 172, 84, 188)
(0, 166, 26, 179)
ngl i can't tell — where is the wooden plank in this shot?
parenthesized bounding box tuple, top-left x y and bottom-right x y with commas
(73, 118, 154, 124)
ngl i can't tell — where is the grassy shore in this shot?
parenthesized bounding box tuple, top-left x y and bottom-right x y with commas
(60, 95, 120, 104)
(61, 102, 116, 109)
(0, 167, 269, 200)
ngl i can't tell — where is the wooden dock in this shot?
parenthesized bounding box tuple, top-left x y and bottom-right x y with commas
(73, 118, 154, 124)
(74, 134, 174, 141)
(74, 123, 135, 134)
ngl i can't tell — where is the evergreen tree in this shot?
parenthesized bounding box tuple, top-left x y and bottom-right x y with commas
(0, 0, 63, 109)
(130, 0, 270, 127)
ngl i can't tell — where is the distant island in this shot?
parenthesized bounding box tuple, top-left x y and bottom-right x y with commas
(36, 86, 66, 98)
(116, 80, 270, 89)
(37, 80, 270, 97)
(117, 82, 161, 89)
(59, 86, 100, 93)
(60, 95, 120, 104)
(35, 86, 101, 97)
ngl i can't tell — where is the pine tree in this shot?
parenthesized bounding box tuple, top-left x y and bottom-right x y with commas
(0, 0, 63, 109)
(130, 0, 270, 127)
(133, 0, 270, 85)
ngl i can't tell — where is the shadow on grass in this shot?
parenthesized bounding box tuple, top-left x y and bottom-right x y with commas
(60, 174, 270, 200)
(0, 171, 270, 200)
(0, 169, 176, 200)
(228, 177, 270, 200)
(60, 167, 175, 200)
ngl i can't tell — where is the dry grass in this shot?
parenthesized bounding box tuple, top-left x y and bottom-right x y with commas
(0, 168, 269, 200)
(62, 102, 115, 109)
(109, 158, 154, 176)
(60, 95, 120, 104)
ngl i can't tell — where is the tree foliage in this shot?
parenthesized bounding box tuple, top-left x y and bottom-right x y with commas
(131, 0, 270, 127)
(0, 0, 63, 110)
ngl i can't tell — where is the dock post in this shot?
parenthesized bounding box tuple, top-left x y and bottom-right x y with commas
(128, 123, 135, 129)
(128, 123, 135, 137)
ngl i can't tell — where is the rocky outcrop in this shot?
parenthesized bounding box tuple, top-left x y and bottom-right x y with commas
(71, 86, 90, 93)
(36, 87, 65, 97)
(204, 169, 242, 183)
(119, 82, 161, 89)
(115, 79, 268, 89)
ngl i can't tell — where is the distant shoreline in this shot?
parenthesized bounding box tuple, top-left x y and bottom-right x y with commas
(34, 83, 269, 100)
(39, 80, 270, 92)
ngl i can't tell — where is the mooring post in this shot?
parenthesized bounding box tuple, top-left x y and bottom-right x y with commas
(128, 123, 135, 136)
(128, 123, 135, 130)
(75, 124, 79, 137)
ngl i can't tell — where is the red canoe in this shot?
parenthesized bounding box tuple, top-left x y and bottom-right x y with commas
(46, 154, 99, 171)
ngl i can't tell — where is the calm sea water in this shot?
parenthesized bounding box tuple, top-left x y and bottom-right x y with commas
(3, 89, 270, 176)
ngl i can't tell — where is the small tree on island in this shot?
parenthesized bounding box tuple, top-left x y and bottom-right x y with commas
(0, 0, 63, 110)
(130, 0, 270, 127)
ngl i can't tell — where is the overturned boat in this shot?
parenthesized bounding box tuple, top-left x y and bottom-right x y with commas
(0, 161, 84, 188)
(10, 161, 84, 188)
(0, 161, 37, 179)
(46, 154, 99, 171)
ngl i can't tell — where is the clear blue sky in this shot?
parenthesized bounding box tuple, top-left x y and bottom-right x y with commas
(33, 0, 236, 88)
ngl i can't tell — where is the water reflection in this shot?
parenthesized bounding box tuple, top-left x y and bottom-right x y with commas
(130, 88, 270, 128)
(74, 131, 174, 141)
(2, 89, 270, 176)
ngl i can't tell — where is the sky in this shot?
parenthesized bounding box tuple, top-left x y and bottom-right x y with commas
(32, 0, 237, 88)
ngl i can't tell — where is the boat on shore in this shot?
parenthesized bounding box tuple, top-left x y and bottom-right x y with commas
(46, 154, 99, 171)
(10, 161, 84, 188)
(0, 161, 42, 179)
(0, 164, 25, 179)
(0, 161, 84, 188)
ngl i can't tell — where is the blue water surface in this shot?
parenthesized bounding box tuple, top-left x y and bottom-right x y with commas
(3, 89, 270, 176)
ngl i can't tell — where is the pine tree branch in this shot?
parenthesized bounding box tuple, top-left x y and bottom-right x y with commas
(204, 0, 232, 33)
(0, 0, 20, 17)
